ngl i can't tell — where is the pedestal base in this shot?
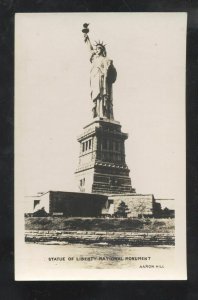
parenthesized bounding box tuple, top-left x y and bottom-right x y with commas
(75, 119, 135, 195)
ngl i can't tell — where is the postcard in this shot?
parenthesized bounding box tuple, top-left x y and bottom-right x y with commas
(15, 12, 187, 280)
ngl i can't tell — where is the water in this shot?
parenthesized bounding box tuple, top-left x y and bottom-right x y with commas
(24, 243, 174, 269)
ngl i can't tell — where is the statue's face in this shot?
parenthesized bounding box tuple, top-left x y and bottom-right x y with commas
(95, 45, 103, 55)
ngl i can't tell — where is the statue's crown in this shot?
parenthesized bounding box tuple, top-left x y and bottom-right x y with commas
(94, 40, 106, 49)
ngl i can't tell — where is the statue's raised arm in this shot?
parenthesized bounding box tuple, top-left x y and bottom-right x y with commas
(82, 24, 93, 52)
(84, 34, 93, 52)
(82, 24, 117, 120)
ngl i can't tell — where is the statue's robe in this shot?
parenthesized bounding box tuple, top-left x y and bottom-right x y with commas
(90, 53, 117, 119)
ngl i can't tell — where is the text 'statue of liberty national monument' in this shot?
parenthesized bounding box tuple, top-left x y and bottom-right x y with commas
(75, 24, 135, 194)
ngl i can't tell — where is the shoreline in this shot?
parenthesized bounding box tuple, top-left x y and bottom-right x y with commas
(25, 230, 175, 246)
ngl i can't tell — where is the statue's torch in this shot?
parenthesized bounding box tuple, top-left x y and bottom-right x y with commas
(82, 23, 89, 42)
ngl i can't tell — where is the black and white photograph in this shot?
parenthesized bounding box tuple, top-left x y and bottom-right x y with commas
(15, 13, 187, 280)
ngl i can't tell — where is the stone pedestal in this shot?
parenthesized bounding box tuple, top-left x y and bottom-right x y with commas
(75, 117, 135, 194)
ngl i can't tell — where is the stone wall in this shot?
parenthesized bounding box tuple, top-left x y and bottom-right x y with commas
(32, 191, 155, 218)
(25, 230, 174, 246)
(108, 194, 154, 217)
(49, 191, 108, 217)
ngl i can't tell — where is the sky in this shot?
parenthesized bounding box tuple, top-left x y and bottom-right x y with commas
(15, 13, 186, 199)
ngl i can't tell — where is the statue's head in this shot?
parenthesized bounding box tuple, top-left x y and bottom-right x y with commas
(94, 41, 106, 57)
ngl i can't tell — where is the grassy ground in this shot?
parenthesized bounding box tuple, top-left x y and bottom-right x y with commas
(25, 217, 174, 233)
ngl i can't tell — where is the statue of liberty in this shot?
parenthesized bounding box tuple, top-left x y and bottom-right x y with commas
(82, 24, 117, 120)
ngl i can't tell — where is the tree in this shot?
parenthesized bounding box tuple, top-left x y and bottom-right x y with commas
(33, 207, 48, 217)
(114, 201, 130, 218)
(136, 201, 147, 218)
